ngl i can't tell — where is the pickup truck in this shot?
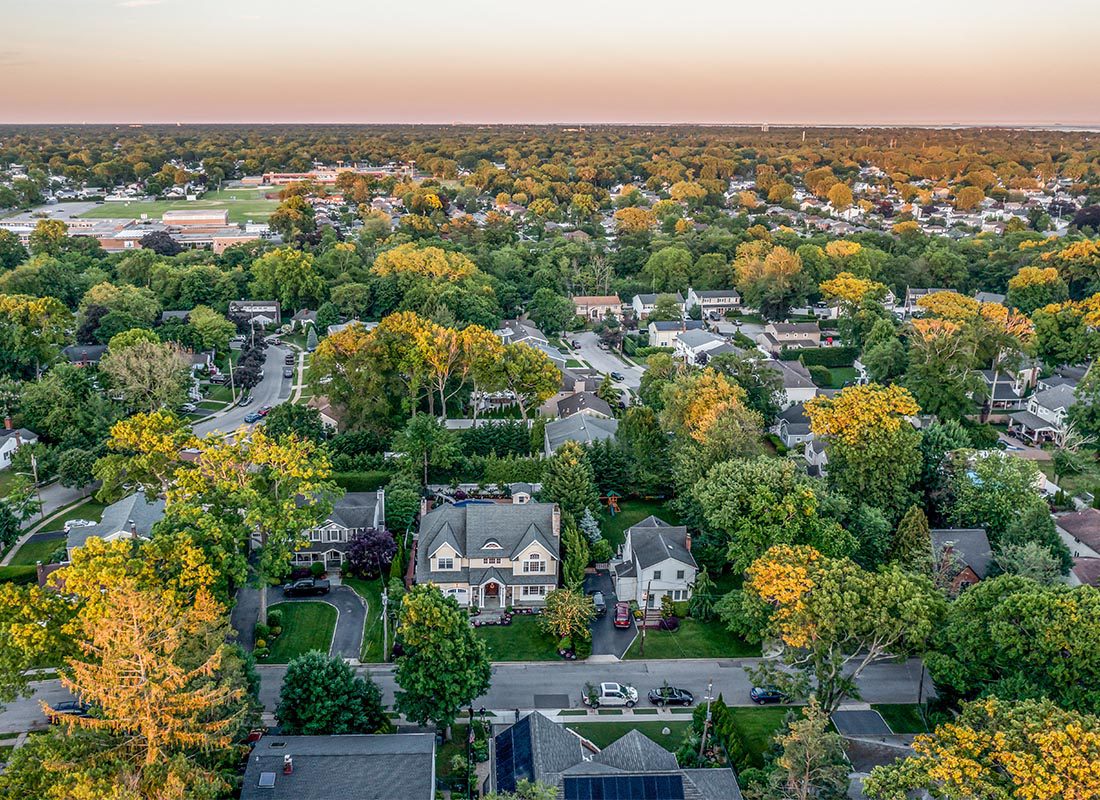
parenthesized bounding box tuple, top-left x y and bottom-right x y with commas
(282, 578, 331, 597)
(583, 682, 638, 708)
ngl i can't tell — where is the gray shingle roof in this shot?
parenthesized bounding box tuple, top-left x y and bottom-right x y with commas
(556, 391, 613, 419)
(1033, 383, 1076, 412)
(327, 491, 383, 530)
(650, 320, 704, 332)
(930, 528, 992, 579)
(594, 730, 678, 772)
(628, 517, 697, 570)
(544, 415, 619, 453)
(241, 734, 435, 800)
(67, 493, 165, 551)
(683, 768, 744, 800)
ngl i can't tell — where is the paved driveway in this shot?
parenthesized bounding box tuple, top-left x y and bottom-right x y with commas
(268, 584, 366, 660)
(571, 332, 644, 391)
(192, 345, 293, 438)
(585, 570, 636, 659)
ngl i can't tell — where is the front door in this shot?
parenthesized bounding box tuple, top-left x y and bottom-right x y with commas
(484, 581, 501, 608)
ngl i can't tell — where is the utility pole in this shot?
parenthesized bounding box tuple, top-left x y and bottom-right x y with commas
(226, 346, 237, 403)
(29, 451, 43, 519)
(639, 579, 652, 657)
(466, 706, 475, 800)
(699, 677, 714, 759)
(381, 586, 389, 661)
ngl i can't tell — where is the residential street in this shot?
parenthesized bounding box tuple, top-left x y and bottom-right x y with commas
(191, 345, 293, 438)
(571, 332, 644, 390)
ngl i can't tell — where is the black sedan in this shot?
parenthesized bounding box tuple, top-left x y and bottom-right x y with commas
(648, 686, 694, 706)
(46, 700, 91, 723)
(749, 686, 788, 705)
(282, 578, 331, 597)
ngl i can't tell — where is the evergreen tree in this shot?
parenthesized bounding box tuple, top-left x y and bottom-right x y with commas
(688, 567, 717, 621)
(890, 505, 932, 573)
(760, 700, 850, 800)
(585, 438, 631, 495)
(595, 374, 621, 409)
(540, 441, 599, 520)
(561, 518, 589, 589)
(306, 325, 319, 351)
(1000, 503, 1072, 574)
(277, 651, 388, 735)
(579, 508, 602, 544)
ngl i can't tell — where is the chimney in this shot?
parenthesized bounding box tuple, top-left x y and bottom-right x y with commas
(552, 504, 561, 539)
(685, 531, 692, 552)
(128, 519, 137, 538)
(3, 417, 11, 430)
(283, 755, 293, 775)
(420, 497, 429, 518)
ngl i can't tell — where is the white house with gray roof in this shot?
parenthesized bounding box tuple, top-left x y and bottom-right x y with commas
(613, 516, 697, 609)
(414, 499, 560, 608)
(1008, 383, 1077, 445)
(293, 491, 385, 567)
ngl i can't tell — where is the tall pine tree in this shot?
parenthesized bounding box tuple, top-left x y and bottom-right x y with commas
(890, 505, 932, 573)
(541, 441, 599, 520)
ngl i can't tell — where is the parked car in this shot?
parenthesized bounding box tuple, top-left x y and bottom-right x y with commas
(243, 412, 263, 424)
(648, 686, 694, 706)
(46, 700, 91, 723)
(258, 405, 273, 416)
(63, 519, 96, 533)
(610, 371, 625, 381)
(590, 591, 606, 617)
(238, 395, 253, 406)
(571, 340, 581, 348)
(208, 373, 229, 385)
(283, 367, 294, 378)
(583, 682, 638, 708)
(285, 353, 295, 365)
(179, 402, 197, 413)
(282, 578, 331, 597)
(749, 686, 788, 705)
(613, 602, 632, 628)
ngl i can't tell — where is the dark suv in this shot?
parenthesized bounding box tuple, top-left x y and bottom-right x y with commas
(590, 591, 607, 617)
(282, 578, 331, 597)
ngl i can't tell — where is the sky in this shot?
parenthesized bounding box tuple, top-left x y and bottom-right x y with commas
(2, 0, 1099, 125)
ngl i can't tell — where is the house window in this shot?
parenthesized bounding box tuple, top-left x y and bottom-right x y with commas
(523, 556, 546, 574)
(676, 570, 685, 580)
(653, 570, 661, 580)
(672, 590, 687, 601)
(484, 557, 502, 565)
(310, 530, 322, 542)
(437, 557, 454, 570)
(326, 528, 342, 542)
(522, 586, 547, 597)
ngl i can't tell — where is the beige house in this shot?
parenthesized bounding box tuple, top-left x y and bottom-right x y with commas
(414, 498, 560, 608)
(572, 295, 622, 321)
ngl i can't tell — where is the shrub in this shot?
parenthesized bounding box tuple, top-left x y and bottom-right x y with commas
(671, 600, 689, 618)
(658, 617, 680, 631)
(266, 609, 284, 629)
(255, 638, 267, 649)
(333, 470, 393, 492)
(808, 364, 832, 387)
(254, 646, 270, 659)
(346, 528, 397, 578)
(779, 345, 857, 367)
(309, 562, 325, 578)
(254, 623, 271, 641)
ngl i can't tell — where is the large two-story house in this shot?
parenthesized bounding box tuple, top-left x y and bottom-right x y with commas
(414, 498, 561, 608)
(1008, 383, 1076, 445)
(755, 322, 822, 355)
(293, 491, 386, 568)
(612, 516, 697, 609)
(685, 287, 742, 319)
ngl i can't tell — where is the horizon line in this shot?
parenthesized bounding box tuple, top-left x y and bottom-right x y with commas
(1, 120, 1099, 130)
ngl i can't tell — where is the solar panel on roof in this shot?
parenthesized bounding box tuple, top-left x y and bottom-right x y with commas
(563, 775, 684, 800)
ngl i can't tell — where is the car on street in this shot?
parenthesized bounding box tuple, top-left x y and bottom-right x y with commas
(610, 371, 625, 381)
(583, 681, 638, 708)
(749, 686, 788, 705)
(283, 577, 331, 597)
(613, 601, 632, 628)
(258, 405, 273, 416)
(238, 395, 253, 407)
(63, 519, 97, 533)
(179, 402, 197, 413)
(590, 591, 606, 617)
(243, 412, 263, 424)
(283, 367, 294, 378)
(648, 685, 694, 706)
(46, 700, 91, 723)
(285, 353, 295, 365)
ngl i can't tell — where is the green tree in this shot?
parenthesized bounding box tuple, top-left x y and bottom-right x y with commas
(638, 352, 679, 410)
(315, 301, 340, 332)
(394, 585, 491, 737)
(945, 450, 1046, 540)
(250, 247, 326, 311)
(20, 363, 118, 450)
(649, 293, 683, 321)
(0, 293, 72, 378)
(688, 567, 717, 621)
(57, 447, 97, 497)
(498, 342, 560, 424)
(187, 304, 235, 355)
(385, 474, 423, 534)
(889, 505, 932, 573)
(757, 700, 849, 800)
(616, 405, 671, 495)
(707, 351, 783, 420)
(540, 441, 599, 521)
(263, 403, 327, 443)
(0, 229, 27, 270)
(28, 219, 67, 256)
(394, 413, 459, 485)
(642, 247, 694, 292)
(595, 373, 620, 408)
(860, 318, 907, 384)
(561, 518, 589, 589)
(526, 288, 574, 336)
(998, 503, 1071, 574)
(276, 651, 388, 735)
(540, 587, 595, 650)
(98, 339, 191, 413)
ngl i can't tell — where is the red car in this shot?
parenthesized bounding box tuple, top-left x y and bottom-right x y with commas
(613, 602, 632, 628)
(258, 405, 273, 417)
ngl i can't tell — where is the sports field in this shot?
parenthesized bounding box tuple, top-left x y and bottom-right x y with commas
(76, 188, 279, 224)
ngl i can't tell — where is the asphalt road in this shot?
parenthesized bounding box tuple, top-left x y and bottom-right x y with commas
(571, 332, 644, 391)
(191, 345, 293, 438)
(253, 657, 930, 716)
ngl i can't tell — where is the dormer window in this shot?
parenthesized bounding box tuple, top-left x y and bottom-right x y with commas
(437, 556, 454, 570)
(483, 540, 502, 549)
(523, 554, 546, 573)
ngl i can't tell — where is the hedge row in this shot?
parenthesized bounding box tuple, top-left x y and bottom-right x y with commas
(691, 694, 752, 771)
(779, 345, 858, 367)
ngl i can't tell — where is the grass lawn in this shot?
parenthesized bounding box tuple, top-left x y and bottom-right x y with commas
(8, 534, 66, 566)
(343, 576, 386, 663)
(473, 614, 559, 661)
(47, 500, 107, 533)
(729, 706, 789, 767)
(435, 724, 469, 783)
(626, 619, 757, 660)
(77, 188, 278, 224)
(0, 469, 26, 495)
(1038, 452, 1100, 498)
(565, 721, 690, 749)
(826, 366, 858, 387)
(203, 384, 235, 403)
(872, 704, 929, 734)
(600, 499, 680, 550)
(263, 602, 336, 663)
(0, 565, 36, 583)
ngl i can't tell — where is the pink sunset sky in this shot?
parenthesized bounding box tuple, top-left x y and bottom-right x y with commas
(2, 0, 1098, 125)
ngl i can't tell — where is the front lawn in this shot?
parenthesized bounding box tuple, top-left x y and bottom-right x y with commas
(728, 706, 790, 766)
(565, 721, 691, 749)
(48, 500, 106, 532)
(600, 499, 680, 550)
(625, 618, 757, 660)
(1038, 451, 1100, 499)
(473, 614, 560, 661)
(8, 534, 65, 566)
(343, 575, 386, 662)
(872, 704, 929, 734)
(262, 602, 336, 663)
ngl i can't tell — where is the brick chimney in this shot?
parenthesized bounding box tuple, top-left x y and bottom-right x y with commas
(128, 519, 137, 538)
(420, 497, 429, 518)
(685, 530, 692, 552)
(552, 504, 561, 539)
(283, 754, 293, 775)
